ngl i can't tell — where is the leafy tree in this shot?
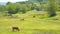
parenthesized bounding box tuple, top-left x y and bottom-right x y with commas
(19, 4, 28, 13)
(7, 3, 21, 16)
(47, 0, 57, 17)
(0, 6, 7, 11)
(6, 2, 11, 5)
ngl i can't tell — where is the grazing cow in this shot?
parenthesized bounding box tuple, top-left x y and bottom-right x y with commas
(33, 15, 35, 18)
(20, 18, 24, 21)
(12, 26, 20, 31)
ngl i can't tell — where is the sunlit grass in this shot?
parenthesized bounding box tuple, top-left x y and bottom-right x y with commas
(0, 11, 60, 34)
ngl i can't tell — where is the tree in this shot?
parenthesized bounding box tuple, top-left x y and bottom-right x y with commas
(20, 4, 27, 13)
(6, 2, 11, 5)
(0, 6, 7, 11)
(7, 3, 20, 16)
(7, 2, 29, 15)
(47, 0, 57, 17)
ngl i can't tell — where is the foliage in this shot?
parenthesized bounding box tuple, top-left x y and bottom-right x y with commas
(47, 0, 57, 17)
(0, 6, 7, 11)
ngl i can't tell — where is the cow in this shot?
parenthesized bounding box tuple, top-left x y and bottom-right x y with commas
(20, 18, 24, 21)
(12, 26, 20, 31)
(33, 15, 35, 18)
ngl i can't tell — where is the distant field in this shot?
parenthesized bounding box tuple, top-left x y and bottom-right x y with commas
(0, 11, 60, 34)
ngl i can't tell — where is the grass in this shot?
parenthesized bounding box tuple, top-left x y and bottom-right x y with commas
(0, 11, 60, 34)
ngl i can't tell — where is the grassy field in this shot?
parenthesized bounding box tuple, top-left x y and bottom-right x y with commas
(0, 11, 60, 34)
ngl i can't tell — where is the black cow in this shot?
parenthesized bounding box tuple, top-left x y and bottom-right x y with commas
(33, 15, 35, 18)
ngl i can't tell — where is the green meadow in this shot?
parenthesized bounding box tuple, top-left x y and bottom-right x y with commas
(0, 11, 60, 34)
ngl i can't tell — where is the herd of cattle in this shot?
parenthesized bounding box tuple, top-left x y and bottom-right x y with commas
(11, 15, 36, 32)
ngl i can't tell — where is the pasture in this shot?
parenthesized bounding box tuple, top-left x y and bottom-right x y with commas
(0, 11, 60, 34)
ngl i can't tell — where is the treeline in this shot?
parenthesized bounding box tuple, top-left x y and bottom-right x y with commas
(0, 0, 42, 15)
(0, 0, 59, 17)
